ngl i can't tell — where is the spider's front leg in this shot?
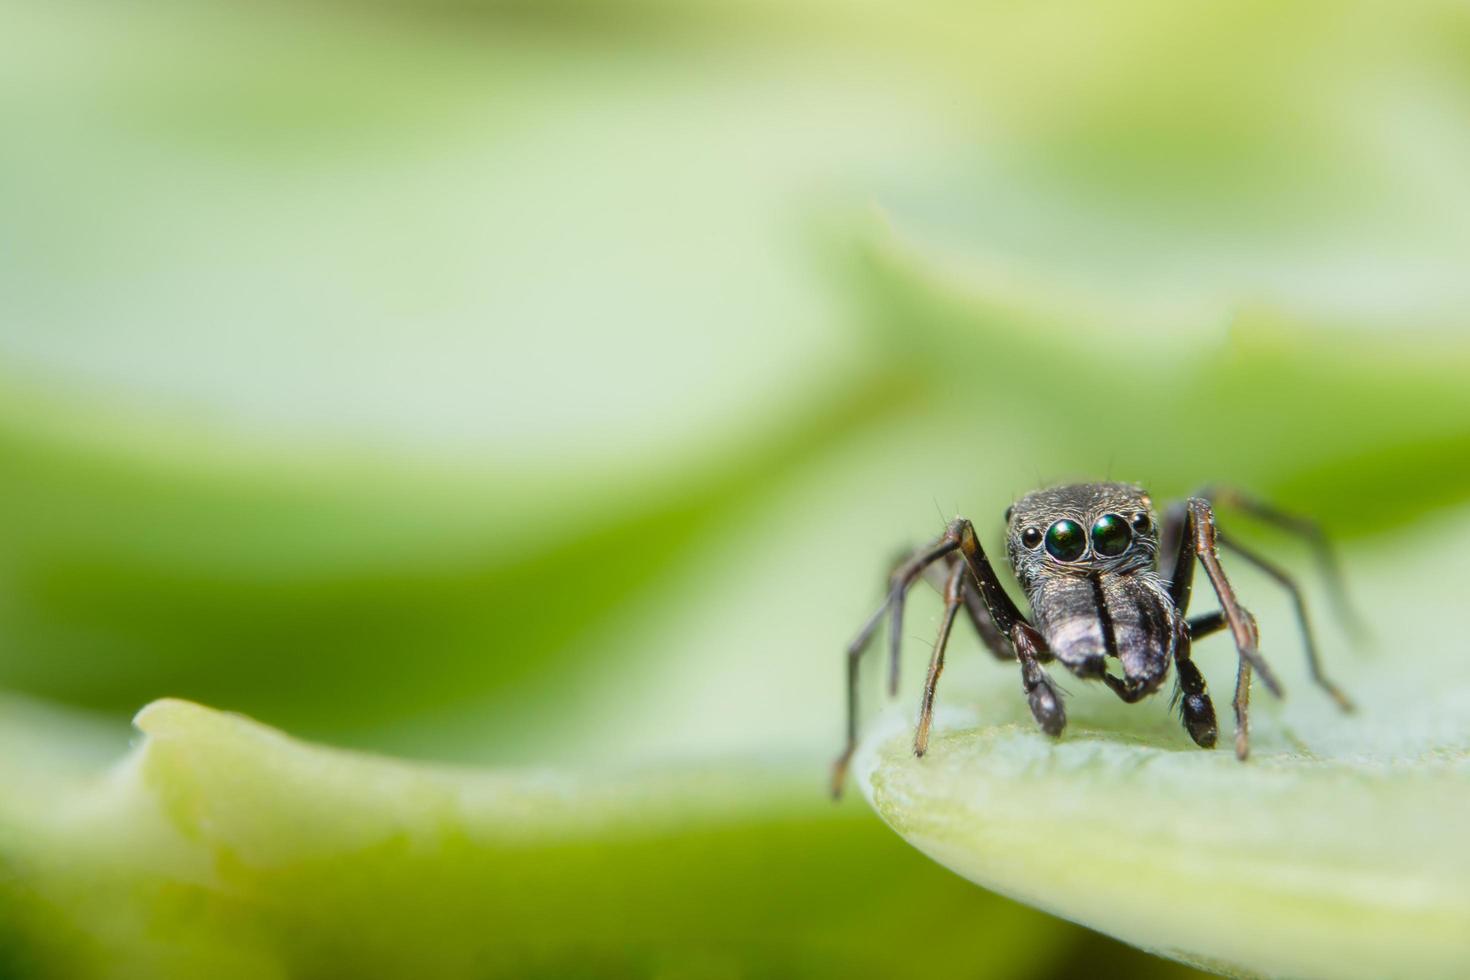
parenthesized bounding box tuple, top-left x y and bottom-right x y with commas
(944, 521, 1065, 738)
(832, 525, 963, 797)
(911, 560, 1063, 756)
(1173, 615, 1219, 749)
(912, 560, 966, 757)
(831, 518, 1063, 798)
(1168, 497, 1281, 759)
(1009, 620, 1066, 737)
(924, 519, 1069, 746)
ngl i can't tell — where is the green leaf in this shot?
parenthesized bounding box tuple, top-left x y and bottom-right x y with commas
(856, 511, 1470, 978)
(846, 222, 1470, 532)
(0, 366, 904, 758)
(1, 696, 1182, 979)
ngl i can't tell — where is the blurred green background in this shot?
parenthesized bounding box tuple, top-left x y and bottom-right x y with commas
(2, 0, 1469, 977)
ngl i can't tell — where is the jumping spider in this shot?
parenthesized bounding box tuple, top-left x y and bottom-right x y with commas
(831, 483, 1356, 797)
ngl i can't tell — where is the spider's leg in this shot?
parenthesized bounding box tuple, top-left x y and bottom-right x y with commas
(832, 528, 963, 798)
(1199, 601, 1261, 759)
(1011, 622, 1065, 736)
(1201, 484, 1367, 643)
(1233, 657, 1253, 760)
(922, 544, 1054, 739)
(1147, 519, 1220, 744)
(1168, 499, 1279, 758)
(1187, 610, 1227, 638)
(1216, 530, 1354, 712)
(1172, 616, 1218, 748)
(832, 518, 1055, 797)
(1174, 499, 1282, 693)
(1159, 501, 1188, 584)
(887, 543, 959, 697)
(913, 561, 966, 757)
(930, 553, 1014, 661)
(948, 521, 1066, 736)
(911, 555, 1013, 662)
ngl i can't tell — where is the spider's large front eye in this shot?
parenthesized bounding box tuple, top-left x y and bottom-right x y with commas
(1044, 519, 1086, 562)
(1091, 513, 1133, 557)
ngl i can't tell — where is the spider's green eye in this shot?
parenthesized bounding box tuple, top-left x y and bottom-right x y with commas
(1091, 513, 1133, 558)
(1044, 519, 1086, 562)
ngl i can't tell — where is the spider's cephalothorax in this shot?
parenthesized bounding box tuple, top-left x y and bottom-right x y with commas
(1005, 483, 1171, 701)
(831, 482, 1356, 798)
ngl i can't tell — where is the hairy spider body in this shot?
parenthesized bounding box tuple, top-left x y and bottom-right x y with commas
(1008, 484, 1172, 698)
(830, 482, 1355, 798)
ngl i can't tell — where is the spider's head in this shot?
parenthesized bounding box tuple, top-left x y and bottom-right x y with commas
(1004, 482, 1158, 587)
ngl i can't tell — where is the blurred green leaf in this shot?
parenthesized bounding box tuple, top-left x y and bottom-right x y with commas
(0, 697, 1205, 979)
(2, 0, 1468, 974)
(0, 369, 907, 758)
(846, 224, 1470, 530)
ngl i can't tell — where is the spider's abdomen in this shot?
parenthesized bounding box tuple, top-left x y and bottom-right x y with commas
(1027, 570, 1177, 697)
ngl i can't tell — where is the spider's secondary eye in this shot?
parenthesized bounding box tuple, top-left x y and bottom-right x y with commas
(1021, 527, 1043, 549)
(1131, 511, 1151, 533)
(1044, 519, 1086, 562)
(1091, 513, 1133, 557)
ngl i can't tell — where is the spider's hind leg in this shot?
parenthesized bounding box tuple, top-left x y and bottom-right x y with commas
(1202, 484, 1367, 642)
(1215, 530, 1354, 712)
(1195, 486, 1355, 712)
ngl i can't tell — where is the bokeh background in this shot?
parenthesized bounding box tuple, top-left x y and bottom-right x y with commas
(3, 0, 1469, 977)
